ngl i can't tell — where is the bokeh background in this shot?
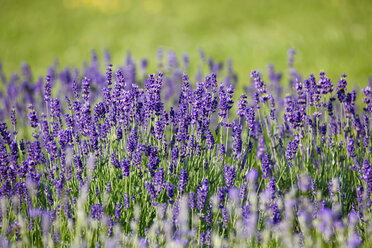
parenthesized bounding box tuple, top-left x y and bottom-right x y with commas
(1, 0, 372, 87)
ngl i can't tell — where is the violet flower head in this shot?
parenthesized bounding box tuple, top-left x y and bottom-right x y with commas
(317, 208, 334, 241)
(106, 182, 111, 194)
(90, 203, 103, 220)
(205, 129, 215, 150)
(169, 145, 179, 175)
(205, 72, 217, 92)
(177, 169, 188, 195)
(126, 129, 138, 154)
(10, 106, 16, 127)
(267, 177, 277, 199)
(221, 206, 229, 229)
(27, 105, 39, 128)
(148, 146, 160, 177)
(362, 159, 372, 195)
(261, 152, 271, 178)
(189, 192, 196, 210)
(272, 199, 281, 225)
(236, 94, 248, 117)
(167, 182, 175, 204)
(120, 159, 130, 177)
(250, 70, 267, 95)
(232, 120, 242, 156)
(124, 193, 130, 210)
(114, 203, 122, 221)
(197, 178, 209, 211)
(106, 64, 113, 86)
(247, 106, 256, 133)
(256, 135, 265, 160)
(144, 181, 157, 202)
(318, 72, 333, 95)
(218, 84, 228, 119)
(346, 231, 362, 248)
(347, 138, 356, 158)
(218, 187, 227, 208)
(153, 168, 165, 194)
(223, 165, 236, 187)
(44, 75, 52, 103)
(219, 144, 226, 158)
(239, 183, 247, 201)
(337, 73, 347, 102)
(81, 77, 90, 102)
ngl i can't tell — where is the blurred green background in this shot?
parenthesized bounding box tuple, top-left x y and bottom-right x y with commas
(1, 0, 372, 87)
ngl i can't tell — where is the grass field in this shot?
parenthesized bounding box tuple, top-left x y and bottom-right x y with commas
(1, 0, 372, 87)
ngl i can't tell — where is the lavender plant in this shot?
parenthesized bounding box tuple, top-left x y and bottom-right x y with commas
(0, 49, 371, 247)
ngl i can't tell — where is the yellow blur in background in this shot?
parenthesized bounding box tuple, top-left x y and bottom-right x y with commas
(63, 0, 164, 14)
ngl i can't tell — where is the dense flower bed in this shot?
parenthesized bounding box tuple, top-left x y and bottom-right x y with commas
(0, 49, 371, 247)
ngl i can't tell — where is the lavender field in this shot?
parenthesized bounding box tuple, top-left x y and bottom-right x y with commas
(0, 49, 371, 247)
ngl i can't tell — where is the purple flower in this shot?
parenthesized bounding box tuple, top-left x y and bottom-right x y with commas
(199, 232, 206, 247)
(337, 74, 348, 103)
(286, 135, 300, 167)
(115, 203, 121, 220)
(256, 135, 265, 160)
(205, 129, 215, 150)
(177, 170, 188, 195)
(218, 187, 227, 208)
(205, 73, 217, 92)
(272, 200, 281, 224)
(10, 106, 16, 127)
(44, 75, 52, 103)
(124, 193, 130, 210)
(153, 168, 165, 194)
(223, 165, 236, 187)
(145, 181, 157, 202)
(347, 138, 356, 158)
(221, 206, 229, 229)
(197, 178, 209, 211)
(0, 122, 11, 145)
(111, 153, 120, 168)
(327, 100, 334, 117)
(232, 120, 242, 156)
(317, 208, 334, 240)
(106, 64, 113, 86)
(346, 231, 362, 248)
(250, 70, 267, 95)
(218, 84, 229, 119)
(106, 182, 111, 194)
(318, 72, 333, 95)
(236, 94, 248, 117)
(168, 145, 179, 175)
(167, 182, 175, 204)
(239, 183, 247, 201)
(81, 77, 90, 102)
(189, 191, 196, 210)
(126, 129, 137, 153)
(120, 159, 130, 177)
(219, 144, 226, 158)
(117, 127, 123, 141)
(90, 203, 103, 220)
(265, 178, 276, 201)
(361, 159, 372, 198)
(27, 105, 39, 128)
(148, 146, 160, 177)
(261, 152, 271, 178)
(247, 106, 256, 133)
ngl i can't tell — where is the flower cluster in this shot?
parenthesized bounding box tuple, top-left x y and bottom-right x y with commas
(0, 48, 371, 247)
